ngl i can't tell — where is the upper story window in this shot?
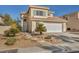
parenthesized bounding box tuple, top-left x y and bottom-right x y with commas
(33, 10, 46, 16)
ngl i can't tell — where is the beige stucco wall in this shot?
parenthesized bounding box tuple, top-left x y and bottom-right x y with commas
(31, 21, 36, 32)
(0, 26, 11, 34)
(63, 23, 66, 32)
(67, 13, 79, 30)
(0, 17, 4, 24)
(21, 19, 24, 31)
(78, 12, 79, 19)
(23, 21, 27, 32)
(27, 21, 32, 32)
(63, 12, 79, 30)
(67, 18, 79, 30)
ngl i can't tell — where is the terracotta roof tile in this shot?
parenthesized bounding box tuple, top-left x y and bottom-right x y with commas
(31, 16, 67, 23)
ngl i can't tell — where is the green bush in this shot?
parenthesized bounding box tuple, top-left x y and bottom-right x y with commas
(4, 28, 19, 37)
(10, 28, 19, 34)
(17, 24, 21, 31)
(35, 23, 47, 35)
(4, 30, 10, 37)
(5, 37, 16, 45)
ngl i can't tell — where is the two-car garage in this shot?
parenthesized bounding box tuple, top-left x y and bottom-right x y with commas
(33, 17, 67, 33)
(44, 23, 63, 32)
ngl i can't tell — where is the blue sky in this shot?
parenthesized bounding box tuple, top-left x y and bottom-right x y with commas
(0, 5, 79, 20)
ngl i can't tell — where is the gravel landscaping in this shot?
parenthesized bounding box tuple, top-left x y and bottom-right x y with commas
(1, 32, 79, 53)
(0, 32, 64, 52)
(32, 34, 63, 44)
(0, 32, 39, 51)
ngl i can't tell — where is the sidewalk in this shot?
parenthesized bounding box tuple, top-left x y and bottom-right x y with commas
(18, 47, 51, 53)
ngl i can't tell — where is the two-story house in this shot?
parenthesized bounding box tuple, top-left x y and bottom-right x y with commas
(20, 5, 67, 33)
(61, 11, 79, 31)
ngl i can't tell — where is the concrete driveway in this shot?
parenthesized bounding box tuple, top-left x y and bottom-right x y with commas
(52, 32, 79, 43)
(46, 32, 79, 52)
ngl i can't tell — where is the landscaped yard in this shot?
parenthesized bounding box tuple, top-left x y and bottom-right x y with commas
(0, 32, 63, 51)
(0, 14, 64, 51)
(32, 34, 63, 44)
(0, 38, 38, 50)
(0, 33, 39, 50)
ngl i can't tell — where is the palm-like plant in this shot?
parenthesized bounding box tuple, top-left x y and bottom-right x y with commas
(35, 23, 47, 35)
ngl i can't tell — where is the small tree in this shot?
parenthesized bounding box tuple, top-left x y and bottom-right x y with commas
(3, 14, 13, 25)
(35, 23, 47, 35)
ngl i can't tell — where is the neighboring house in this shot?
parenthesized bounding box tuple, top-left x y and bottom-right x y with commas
(61, 11, 79, 31)
(0, 16, 11, 34)
(20, 5, 67, 33)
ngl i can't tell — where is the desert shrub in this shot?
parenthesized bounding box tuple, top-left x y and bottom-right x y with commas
(5, 37, 16, 45)
(45, 35, 51, 39)
(17, 24, 21, 31)
(10, 28, 19, 33)
(35, 23, 47, 35)
(4, 30, 10, 37)
(4, 28, 20, 37)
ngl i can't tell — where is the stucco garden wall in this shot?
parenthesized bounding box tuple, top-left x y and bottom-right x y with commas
(0, 26, 11, 34)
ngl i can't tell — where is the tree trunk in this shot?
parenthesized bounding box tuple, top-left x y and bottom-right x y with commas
(40, 32, 42, 35)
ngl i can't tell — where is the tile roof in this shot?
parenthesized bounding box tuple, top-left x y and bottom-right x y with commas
(31, 16, 67, 23)
(29, 5, 49, 10)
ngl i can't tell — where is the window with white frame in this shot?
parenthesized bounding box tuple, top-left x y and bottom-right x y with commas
(33, 10, 46, 16)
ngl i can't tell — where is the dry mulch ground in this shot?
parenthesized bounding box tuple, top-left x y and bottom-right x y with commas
(0, 39, 36, 49)
(44, 38, 63, 44)
(0, 39, 38, 50)
(0, 33, 63, 51)
(0, 33, 39, 51)
(32, 34, 63, 44)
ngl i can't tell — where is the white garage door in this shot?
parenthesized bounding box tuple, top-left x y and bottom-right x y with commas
(44, 23, 63, 32)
